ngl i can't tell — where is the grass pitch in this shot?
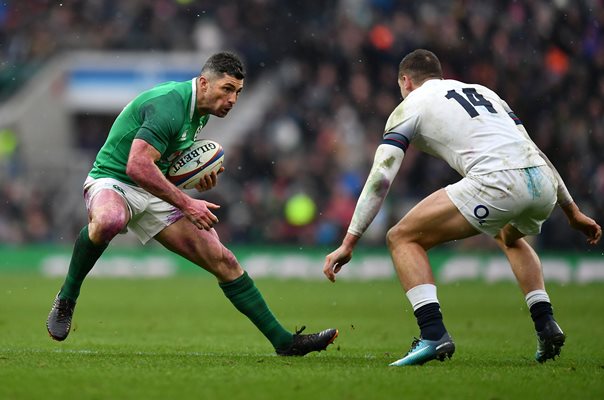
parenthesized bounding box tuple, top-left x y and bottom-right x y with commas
(1, 275, 603, 400)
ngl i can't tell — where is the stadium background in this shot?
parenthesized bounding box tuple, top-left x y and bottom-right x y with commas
(0, 0, 603, 282)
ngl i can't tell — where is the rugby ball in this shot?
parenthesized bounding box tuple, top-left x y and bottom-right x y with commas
(167, 139, 224, 189)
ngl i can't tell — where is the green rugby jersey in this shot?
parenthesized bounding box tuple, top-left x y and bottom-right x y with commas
(89, 79, 210, 185)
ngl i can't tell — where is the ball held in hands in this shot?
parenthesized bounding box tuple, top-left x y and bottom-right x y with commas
(167, 139, 224, 189)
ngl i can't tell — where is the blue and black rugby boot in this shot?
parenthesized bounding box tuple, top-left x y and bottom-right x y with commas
(276, 326, 338, 356)
(46, 293, 76, 341)
(389, 332, 455, 366)
(535, 320, 565, 363)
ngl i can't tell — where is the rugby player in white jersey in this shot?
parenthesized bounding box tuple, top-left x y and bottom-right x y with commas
(323, 49, 601, 366)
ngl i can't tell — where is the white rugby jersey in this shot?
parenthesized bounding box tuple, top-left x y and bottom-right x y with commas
(383, 79, 546, 177)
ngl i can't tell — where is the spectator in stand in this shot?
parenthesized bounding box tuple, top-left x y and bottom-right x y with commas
(0, 0, 602, 250)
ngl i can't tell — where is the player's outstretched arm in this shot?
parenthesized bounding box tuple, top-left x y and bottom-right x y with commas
(323, 144, 405, 282)
(520, 130, 602, 244)
(497, 99, 600, 248)
(516, 125, 601, 245)
(512, 122, 601, 244)
(560, 202, 602, 245)
(347, 144, 405, 236)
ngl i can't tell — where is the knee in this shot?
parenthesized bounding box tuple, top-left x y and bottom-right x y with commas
(386, 222, 433, 251)
(193, 237, 239, 271)
(89, 213, 128, 244)
(218, 247, 239, 270)
(210, 246, 242, 281)
(386, 224, 409, 250)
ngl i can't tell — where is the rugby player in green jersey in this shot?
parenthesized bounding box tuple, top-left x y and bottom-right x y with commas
(46, 52, 338, 356)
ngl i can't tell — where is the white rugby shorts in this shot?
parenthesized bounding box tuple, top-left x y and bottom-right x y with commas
(83, 176, 184, 244)
(445, 166, 558, 237)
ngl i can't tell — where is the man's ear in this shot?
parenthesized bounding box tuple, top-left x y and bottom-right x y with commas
(198, 75, 209, 92)
(402, 75, 413, 92)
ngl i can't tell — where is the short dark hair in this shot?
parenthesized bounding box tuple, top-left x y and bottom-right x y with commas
(398, 49, 442, 83)
(201, 52, 245, 80)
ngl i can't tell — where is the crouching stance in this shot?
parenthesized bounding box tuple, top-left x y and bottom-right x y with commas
(323, 49, 600, 366)
(47, 52, 338, 356)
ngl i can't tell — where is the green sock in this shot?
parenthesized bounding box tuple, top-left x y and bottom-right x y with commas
(219, 272, 293, 350)
(59, 226, 108, 302)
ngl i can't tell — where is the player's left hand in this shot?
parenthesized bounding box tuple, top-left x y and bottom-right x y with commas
(194, 167, 225, 192)
(323, 245, 354, 282)
(569, 211, 602, 245)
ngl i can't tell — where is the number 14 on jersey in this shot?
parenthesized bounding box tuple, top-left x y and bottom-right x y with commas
(446, 88, 497, 117)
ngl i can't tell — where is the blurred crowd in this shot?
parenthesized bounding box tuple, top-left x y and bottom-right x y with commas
(1, 0, 603, 251)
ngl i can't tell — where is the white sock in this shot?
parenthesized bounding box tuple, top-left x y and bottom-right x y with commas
(406, 284, 439, 311)
(525, 289, 551, 309)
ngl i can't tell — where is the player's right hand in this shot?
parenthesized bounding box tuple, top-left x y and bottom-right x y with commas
(323, 245, 354, 282)
(183, 199, 220, 230)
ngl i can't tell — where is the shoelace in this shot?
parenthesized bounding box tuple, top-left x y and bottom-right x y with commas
(294, 325, 307, 336)
(55, 300, 74, 322)
(405, 337, 422, 356)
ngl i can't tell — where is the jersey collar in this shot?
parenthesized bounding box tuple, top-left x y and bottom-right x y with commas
(190, 78, 197, 120)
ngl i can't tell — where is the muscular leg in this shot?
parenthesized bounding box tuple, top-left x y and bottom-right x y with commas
(60, 190, 129, 301)
(154, 219, 294, 350)
(387, 189, 479, 291)
(494, 224, 544, 295)
(386, 189, 479, 341)
(88, 190, 131, 245)
(495, 224, 555, 332)
(155, 217, 242, 282)
(494, 224, 564, 362)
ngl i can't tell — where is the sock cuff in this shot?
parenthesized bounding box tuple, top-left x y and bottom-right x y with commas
(406, 284, 439, 311)
(219, 271, 253, 295)
(525, 289, 551, 308)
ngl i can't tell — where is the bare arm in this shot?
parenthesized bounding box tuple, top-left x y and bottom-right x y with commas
(323, 144, 405, 281)
(500, 96, 572, 206)
(513, 119, 601, 244)
(126, 138, 219, 230)
(559, 201, 602, 245)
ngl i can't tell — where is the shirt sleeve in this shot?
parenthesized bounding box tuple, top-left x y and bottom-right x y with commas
(382, 101, 419, 152)
(498, 98, 523, 126)
(347, 144, 405, 236)
(135, 92, 185, 155)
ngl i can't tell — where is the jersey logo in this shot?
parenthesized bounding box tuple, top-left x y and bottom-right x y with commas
(112, 184, 126, 196)
(179, 131, 188, 141)
(193, 125, 203, 140)
(473, 205, 490, 225)
(166, 150, 183, 163)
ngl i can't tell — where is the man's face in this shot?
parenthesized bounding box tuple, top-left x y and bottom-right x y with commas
(199, 73, 244, 117)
